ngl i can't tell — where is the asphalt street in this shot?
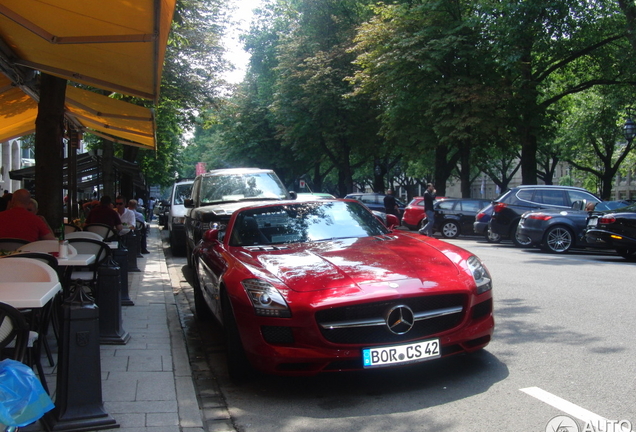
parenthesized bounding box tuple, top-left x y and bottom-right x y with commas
(164, 230, 636, 432)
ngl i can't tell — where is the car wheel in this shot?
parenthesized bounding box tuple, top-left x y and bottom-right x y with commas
(192, 261, 213, 320)
(441, 221, 460, 238)
(485, 229, 501, 243)
(616, 248, 636, 261)
(511, 223, 532, 247)
(221, 292, 253, 382)
(169, 231, 185, 256)
(186, 241, 193, 268)
(541, 226, 573, 253)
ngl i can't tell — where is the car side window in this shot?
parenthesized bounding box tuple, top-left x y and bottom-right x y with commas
(461, 201, 482, 212)
(534, 189, 566, 206)
(568, 190, 600, 205)
(515, 190, 534, 204)
(361, 196, 376, 205)
(437, 200, 455, 210)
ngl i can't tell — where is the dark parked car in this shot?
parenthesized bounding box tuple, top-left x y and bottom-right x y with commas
(192, 199, 494, 381)
(473, 203, 501, 243)
(430, 198, 492, 239)
(343, 193, 406, 216)
(585, 202, 636, 260)
(489, 185, 601, 247)
(402, 196, 449, 231)
(518, 200, 632, 253)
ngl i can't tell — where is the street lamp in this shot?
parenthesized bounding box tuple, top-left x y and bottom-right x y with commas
(624, 117, 636, 144)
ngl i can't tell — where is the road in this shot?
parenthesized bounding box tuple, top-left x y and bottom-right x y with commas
(164, 230, 636, 432)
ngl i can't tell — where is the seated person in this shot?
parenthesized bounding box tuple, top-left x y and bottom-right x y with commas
(27, 198, 54, 234)
(0, 189, 56, 242)
(85, 195, 124, 233)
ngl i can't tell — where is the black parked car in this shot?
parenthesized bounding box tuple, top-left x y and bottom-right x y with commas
(489, 185, 601, 247)
(429, 198, 491, 239)
(518, 200, 632, 253)
(585, 202, 636, 260)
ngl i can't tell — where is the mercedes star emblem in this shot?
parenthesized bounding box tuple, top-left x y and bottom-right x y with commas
(386, 305, 415, 335)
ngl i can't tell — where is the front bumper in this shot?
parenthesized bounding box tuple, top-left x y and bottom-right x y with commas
(233, 293, 494, 376)
(585, 228, 636, 249)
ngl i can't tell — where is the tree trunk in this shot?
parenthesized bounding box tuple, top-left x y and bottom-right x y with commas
(35, 73, 66, 233)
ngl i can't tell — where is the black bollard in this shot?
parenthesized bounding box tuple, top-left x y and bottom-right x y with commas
(111, 247, 133, 306)
(96, 261, 130, 345)
(42, 289, 118, 432)
(123, 231, 141, 272)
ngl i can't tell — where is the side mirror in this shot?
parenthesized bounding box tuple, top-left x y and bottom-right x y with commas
(203, 228, 220, 243)
(385, 213, 400, 229)
(184, 198, 194, 208)
(288, 191, 297, 200)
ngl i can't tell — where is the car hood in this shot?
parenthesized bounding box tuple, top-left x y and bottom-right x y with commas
(236, 235, 463, 293)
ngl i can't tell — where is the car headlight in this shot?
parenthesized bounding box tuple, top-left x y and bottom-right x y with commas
(172, 217, 185, 225)
(467, 256, 492, 294)
(241, 279, 291, 317)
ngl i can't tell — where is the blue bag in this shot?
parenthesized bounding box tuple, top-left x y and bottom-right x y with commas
(0, 359, 54, 427)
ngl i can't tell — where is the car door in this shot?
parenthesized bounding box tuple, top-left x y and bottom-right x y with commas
(458, 200, 483, 233)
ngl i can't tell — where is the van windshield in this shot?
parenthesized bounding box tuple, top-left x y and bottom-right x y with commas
(173, 183, 193, 205)
(200, 172, 289, 205)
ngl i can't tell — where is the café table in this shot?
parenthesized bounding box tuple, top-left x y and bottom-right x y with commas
(0, 280, 62, 308)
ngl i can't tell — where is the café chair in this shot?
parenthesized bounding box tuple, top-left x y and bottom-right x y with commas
(64, 223, 80, 234)
(5, 253, 61, 366)
(65, 231, 103, 241)
(0, 238, 28, 252)
(66, 238, 111, 295)
(0, 258, 60, 393)
(83, 223, 117, 241)
(0, 301, 29, 363)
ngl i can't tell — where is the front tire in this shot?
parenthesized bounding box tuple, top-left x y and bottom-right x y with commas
(616, 248, 636, 261)
(542, 226, 573, 253)
(192, 261, 213, 320)
(186, 240, 193, 268)
(221, 293, 253, 382)
(441, 221, 460, 238)
(511, 223, 532, 247)
(170, 231, 186, 256)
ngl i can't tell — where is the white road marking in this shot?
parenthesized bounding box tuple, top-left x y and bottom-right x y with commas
(521, 387, 633, 431)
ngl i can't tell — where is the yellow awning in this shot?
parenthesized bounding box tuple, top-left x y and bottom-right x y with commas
(0, 74, 37, 142)
(0, 0, 175, 102)
(0, 78, 156, 149)
(65, 86, 156, 150)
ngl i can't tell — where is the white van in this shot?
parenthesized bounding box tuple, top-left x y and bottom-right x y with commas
(168, 179, 194, 255)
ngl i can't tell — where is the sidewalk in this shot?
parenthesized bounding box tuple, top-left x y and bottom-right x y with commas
(24, 222, 235, 432)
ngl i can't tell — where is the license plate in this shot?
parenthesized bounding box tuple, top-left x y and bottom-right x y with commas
(362, 339, 440, 368)
(587, 218, 598, 227)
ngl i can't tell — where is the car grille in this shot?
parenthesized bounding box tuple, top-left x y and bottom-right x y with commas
(315, 294, 466, 344)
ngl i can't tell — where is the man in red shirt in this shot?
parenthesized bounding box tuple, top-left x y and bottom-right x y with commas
(0, 189, 56, 242)
(84, 195, 123, 232)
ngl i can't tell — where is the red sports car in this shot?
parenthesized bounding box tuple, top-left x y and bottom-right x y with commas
(192, 199, 494, 380)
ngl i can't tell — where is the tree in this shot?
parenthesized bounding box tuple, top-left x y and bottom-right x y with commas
(559, 87, 635, 199)
(350, 0, 511, 196)
(481, 0, 633, 184)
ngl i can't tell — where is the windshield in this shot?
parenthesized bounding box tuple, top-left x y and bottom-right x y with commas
(200, 172, 289, 205)
(229, 201, 389, 246)
(173, 183, 193, 205)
